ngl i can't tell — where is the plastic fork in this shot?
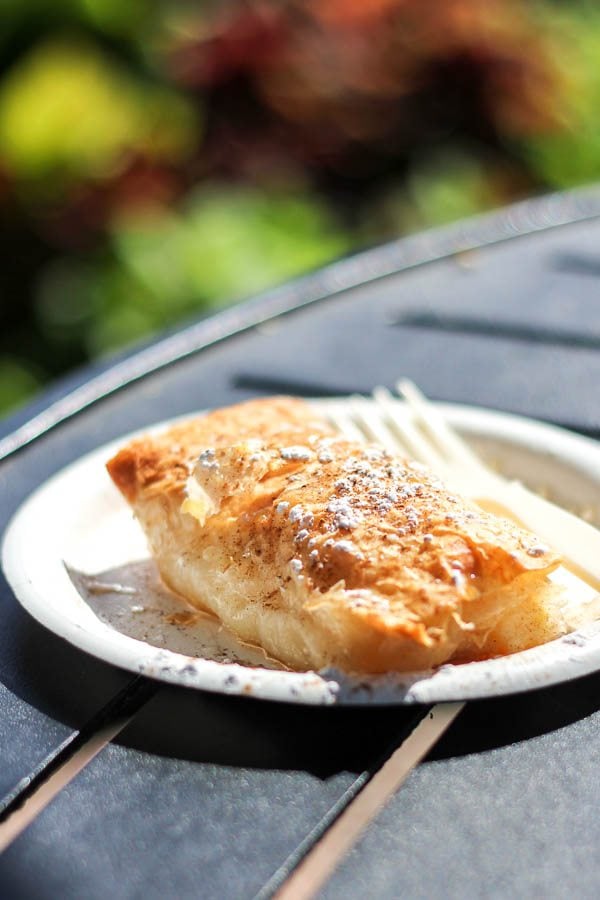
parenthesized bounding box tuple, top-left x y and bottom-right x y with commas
(330, 381, 600, 591)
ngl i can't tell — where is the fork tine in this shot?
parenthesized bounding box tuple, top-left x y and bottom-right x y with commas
(326, 404, 366, 442)
(348, 393, 400, 453)
(396, 379, 483, 468)
(372, 386, 443, 468)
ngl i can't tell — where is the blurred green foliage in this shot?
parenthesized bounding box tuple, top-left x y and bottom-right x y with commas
(522, 6, 600, 189)
(37, 186, 351, 358)
(0, 40, 197, 186)
(1, 0, 600, 416)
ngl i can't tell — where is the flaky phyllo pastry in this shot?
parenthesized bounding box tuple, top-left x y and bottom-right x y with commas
(106, 397, 568, 673)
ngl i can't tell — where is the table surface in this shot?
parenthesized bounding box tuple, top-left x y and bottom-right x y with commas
(2, 187, 600, 899)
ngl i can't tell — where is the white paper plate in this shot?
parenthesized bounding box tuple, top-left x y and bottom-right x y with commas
(2, 400, 600, 706)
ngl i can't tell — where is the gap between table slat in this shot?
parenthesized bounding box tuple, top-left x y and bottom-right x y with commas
(0, 677, 156, 852)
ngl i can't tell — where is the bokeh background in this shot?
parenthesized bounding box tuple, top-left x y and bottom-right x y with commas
(1, 0, 600, 417)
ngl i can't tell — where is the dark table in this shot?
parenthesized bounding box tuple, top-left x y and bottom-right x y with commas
(1, 187, 600, 899)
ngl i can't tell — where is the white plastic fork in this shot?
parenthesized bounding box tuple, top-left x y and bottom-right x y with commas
(331, 381, 600, 591)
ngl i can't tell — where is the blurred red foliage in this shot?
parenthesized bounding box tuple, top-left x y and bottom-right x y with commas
(40, 157, 184, 250)
(166, 0, 563, 183)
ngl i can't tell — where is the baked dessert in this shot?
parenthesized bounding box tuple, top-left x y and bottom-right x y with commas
(106, 396, 566, 673)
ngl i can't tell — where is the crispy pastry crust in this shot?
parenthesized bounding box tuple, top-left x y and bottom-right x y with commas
(107, 397, 564, 672)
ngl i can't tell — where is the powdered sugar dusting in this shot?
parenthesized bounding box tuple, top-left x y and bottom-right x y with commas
(327, 497, 362, 530)
(198, 448, 219, 470)
(280, 446, 312, 461)
(332, 540, 362, 557)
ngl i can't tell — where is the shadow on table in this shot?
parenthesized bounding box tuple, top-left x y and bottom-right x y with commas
(428, 671, 600, 760)
(4, 589, 600, 775)
(116, 672, 600, 775)
(0, 586, 133, 726)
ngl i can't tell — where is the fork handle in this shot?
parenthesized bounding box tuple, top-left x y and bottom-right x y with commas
(474, 481, 600, 591)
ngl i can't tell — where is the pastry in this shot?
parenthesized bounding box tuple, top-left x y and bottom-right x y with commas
(106, 396, 565, 672)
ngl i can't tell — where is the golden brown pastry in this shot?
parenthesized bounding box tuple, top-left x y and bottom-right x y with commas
(106, 396, 566, 673)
